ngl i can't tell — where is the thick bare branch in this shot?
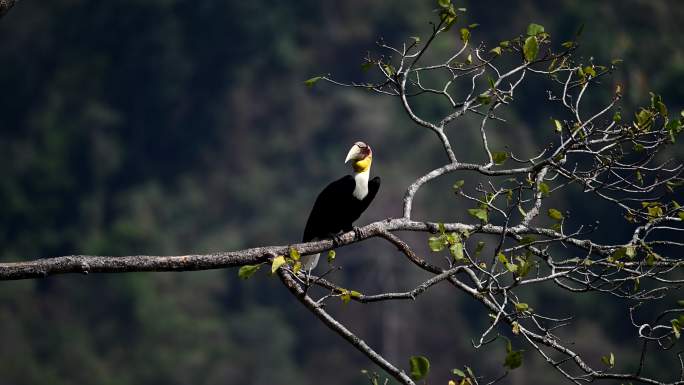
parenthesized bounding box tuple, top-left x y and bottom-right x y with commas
(0, 0, 16, 19)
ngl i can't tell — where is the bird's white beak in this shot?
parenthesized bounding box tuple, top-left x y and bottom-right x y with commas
(345, 144, 364, 163)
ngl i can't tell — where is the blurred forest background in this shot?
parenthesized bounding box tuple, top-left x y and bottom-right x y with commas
(1, 1, 683, 384)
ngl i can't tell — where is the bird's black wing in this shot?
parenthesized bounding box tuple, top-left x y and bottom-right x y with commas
(302, 175, 356, 242)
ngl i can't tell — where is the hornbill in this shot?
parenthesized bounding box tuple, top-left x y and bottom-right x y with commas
(301, 141, 381, 271)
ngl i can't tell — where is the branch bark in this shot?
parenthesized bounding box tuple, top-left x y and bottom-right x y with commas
(0, 0, 16, 19)
(0, 218, 618, 281)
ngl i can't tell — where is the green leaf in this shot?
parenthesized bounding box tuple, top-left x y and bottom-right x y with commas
(492, 151, 508, 165)
(666, 119, 683, 143)
(487, 76, 496, 90)
(452, 368, 466, 378)
(428, 236, 446, 252)
(609, 248, 627, 262)
(519, 236, 535, 245)
(490, 46, 502, 56)
(625, 246, 636, 259)
(271, 255, 287, 273)
(350, 290, 363, 299)
(438, 223, 447, 234)
(468, 208, 488, 222)
(440, 10, 458, 31)
(438, 0, 451, 8)
(539, 182, 550, 197)
(477, 93, 491, 105)
(238, 264, 261, 279)
(584, 66, 596, 77)
(678, 300, 684, 307)
(547, 208, 564, 220)
(450, 242, 465, 260)
(497, 252, 508, 264)
(459, 28, 470, 43)
(672, 319, 681, 339)
(526, 23, 545, 36)
(515, 302, 530, 312)
(327, 250, 336, 264)
(635, 170, 644, 185)
(553, 119, 562, 132)
(613, 110, 622, 122)
(523, 36, 539, 62)
(383, 64, 395, 76)
(635, 108, 654, 131)
(304, 76, 323, 87)
(504, 349, 523, 370)
(647, 205, 663, 219)
(340, 290, 351, 304)
(289, 247, 300, 261)
(601, 352, 615, 368)
(516, 256, 533, 278)
(409, 356, 430, 381)
(505, 262, 518, 273)
(453, 180, 465, 191)
(657, 101, 668, 117)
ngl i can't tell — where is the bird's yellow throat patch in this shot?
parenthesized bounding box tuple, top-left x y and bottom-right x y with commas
(353, 156, 372, 173)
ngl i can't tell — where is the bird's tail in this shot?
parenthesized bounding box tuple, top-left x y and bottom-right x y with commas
(301, 236, 321, 272)
(301, 253, 320, 271)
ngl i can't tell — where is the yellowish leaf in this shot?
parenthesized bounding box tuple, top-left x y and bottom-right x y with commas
(271, 255, 287, 273)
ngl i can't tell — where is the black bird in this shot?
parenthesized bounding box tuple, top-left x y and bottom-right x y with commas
(301, 141, 381, 270)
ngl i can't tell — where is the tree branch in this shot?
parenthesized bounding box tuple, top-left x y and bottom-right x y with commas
(278, 269, 416, 385)
(1, 217, 623, 281)
(0, 0, 16, 19)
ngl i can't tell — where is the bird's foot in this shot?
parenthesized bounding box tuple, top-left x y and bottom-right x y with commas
(353, 226, 363, 240)
(332, 234, 344, 248)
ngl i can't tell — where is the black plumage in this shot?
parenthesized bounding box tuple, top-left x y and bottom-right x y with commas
(302, 175, 381, 242)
